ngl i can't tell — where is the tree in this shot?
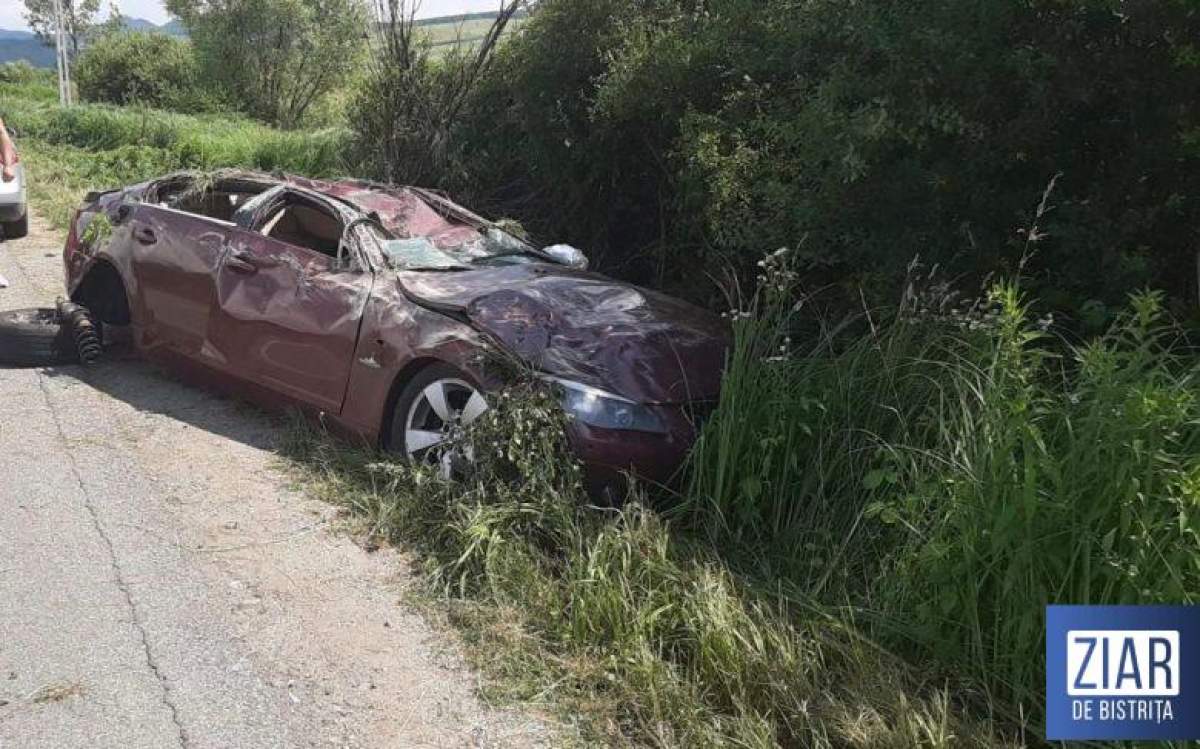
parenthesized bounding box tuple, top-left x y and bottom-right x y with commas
(167, 0, 368, 128)
(349, 0, 525, 184)
(429, 0, 1200, 319)
(75, 30, 201, 109)
(22, 0, 101, 57)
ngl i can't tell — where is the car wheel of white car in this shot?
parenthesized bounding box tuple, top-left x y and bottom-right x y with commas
(389, 363, 489, 479)
(2, 213, 27, 240)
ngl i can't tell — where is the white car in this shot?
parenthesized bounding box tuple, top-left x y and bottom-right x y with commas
(0, 125, 27, 239)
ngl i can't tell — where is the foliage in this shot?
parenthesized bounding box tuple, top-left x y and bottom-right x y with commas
(421, 0, 1200, 320)
(0, 62, 57, 104)
(21, 0, 100, 56)
(166, 0, 368, 127)
(685, 247, 1200, 725)
(284, 379, 1015, 747)
(348, 0, 522, 185)
(74, 31, 213, 112)
(0, 61, 50, 85)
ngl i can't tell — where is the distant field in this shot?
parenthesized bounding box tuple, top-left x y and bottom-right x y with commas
(410, 13, 527, 56)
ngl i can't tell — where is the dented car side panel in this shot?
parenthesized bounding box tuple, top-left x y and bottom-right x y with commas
(124, 203, 230, 358)
(210, 225, 374, 413)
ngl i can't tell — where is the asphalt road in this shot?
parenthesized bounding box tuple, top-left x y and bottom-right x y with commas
(0, 213, 549, 748)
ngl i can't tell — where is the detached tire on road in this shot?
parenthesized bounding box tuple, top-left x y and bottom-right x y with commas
(0, 307, 78, 367)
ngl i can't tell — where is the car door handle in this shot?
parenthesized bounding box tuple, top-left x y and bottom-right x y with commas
(225, 249, 258, 274)
(133, 226, 157, 245)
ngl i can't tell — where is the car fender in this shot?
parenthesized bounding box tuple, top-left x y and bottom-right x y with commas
(332, 279, 498, 445)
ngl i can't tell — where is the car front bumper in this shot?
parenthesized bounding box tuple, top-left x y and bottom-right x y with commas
(569, 401, 712, 492)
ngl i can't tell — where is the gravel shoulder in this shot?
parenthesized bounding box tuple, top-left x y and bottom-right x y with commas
(0, 212, 551, 748)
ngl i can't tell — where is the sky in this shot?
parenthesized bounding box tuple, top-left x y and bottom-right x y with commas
(0, 0, 508, 32)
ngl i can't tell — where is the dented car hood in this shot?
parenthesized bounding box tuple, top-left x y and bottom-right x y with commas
(396, 264, 728, 404)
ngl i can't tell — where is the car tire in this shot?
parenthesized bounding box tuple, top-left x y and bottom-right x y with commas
(0, 307, 78, 367)
(388, 363, 490, 478)
(2, 212, 28, 239)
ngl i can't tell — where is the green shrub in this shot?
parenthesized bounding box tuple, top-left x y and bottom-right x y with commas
(74, 31, 211, 112)
(422, 0, 1200, 319)
(168, 0, 366, 127)
(347, 3, 521, 186)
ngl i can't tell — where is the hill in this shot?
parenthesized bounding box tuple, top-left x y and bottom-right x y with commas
(0, 30, 54, 67)
(0, 17, 186, 68)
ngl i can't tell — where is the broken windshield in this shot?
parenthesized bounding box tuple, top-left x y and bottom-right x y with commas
(381, 237, 471, 271)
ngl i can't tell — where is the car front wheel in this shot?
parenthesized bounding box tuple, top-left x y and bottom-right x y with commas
(388, 363, 490, 479)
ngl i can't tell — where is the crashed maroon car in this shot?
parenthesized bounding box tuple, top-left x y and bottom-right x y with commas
(62, 171, 727, 486)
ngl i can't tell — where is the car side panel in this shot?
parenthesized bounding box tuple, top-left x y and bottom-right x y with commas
(122, 203, 231, 359)
(208, 227, 374, 414)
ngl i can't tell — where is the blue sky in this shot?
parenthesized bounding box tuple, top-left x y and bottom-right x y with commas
(1, 0, 507, 31)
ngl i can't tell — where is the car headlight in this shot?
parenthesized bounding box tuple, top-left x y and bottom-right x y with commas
(546, 377, 667, 434)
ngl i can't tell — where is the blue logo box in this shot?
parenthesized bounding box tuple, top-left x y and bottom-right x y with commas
(1047, 605, 1200, 740)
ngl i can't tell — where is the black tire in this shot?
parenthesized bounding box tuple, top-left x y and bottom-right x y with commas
(0, 308, 78, 367)
(2, 212, 28, 239)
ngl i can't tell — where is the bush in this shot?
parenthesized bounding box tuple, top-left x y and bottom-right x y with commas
(425, 0, 1200, 320)
(348, 1, 522, 186)
(74, 31, 211, 112)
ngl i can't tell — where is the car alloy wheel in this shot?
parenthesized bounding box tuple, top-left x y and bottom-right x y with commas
(404, 376, 489, 479)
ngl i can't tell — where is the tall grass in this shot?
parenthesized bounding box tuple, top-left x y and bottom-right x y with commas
(685, 248, 1200, 725)
(284, 382, 1014, 747)
(2, 92, 348, 174)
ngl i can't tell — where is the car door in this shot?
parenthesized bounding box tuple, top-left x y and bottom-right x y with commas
(120, 201, 231, 359)
(209, 188, 375, 414)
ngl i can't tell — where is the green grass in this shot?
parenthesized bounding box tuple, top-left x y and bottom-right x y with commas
(283, 382, 1016, 747)
(2, 78, 350, 228)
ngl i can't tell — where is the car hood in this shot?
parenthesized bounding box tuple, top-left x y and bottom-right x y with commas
(396, 264, 729, 403)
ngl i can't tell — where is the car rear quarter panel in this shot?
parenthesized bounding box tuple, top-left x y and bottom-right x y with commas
(66, 202, 143, 326)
